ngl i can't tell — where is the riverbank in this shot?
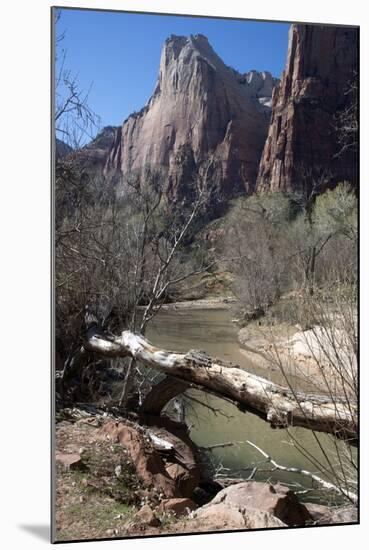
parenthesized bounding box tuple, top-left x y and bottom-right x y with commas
(156, 294, 342, 392)
(54, 408, 357, 541)
(160, 295, 236, 310)
(237, 316, 357, 393)
(237, 321, 318, 383)
(54, 294, 357, 540)
(167, 287, 356, 395)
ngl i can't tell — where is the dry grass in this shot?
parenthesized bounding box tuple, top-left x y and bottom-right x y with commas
(55, 419, 140, 541)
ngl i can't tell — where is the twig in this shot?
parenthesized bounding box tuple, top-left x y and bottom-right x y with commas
(245, 440, 357, 504)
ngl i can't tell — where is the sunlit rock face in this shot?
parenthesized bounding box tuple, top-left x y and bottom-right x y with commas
(105, 34, 275, 215)
(256, 24, 358, 193)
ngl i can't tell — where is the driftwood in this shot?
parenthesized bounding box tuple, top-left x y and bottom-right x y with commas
(244, 440, 357, 504)
(84, 326, 357, 442)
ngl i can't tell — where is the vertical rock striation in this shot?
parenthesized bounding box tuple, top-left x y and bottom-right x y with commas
(106, 34, 275, 214)
(257, 24, 358, 193)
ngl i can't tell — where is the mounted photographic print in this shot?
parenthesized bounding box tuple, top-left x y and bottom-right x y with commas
(52, 5, 359, 543)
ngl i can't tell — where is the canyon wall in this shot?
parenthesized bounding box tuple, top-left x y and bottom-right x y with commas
(106, 34, 275, 213)
(257, 24, 358, 193)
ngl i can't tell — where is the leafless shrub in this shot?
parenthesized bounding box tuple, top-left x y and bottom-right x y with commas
(254, 282, 358, 505)
(54, 9, 100, 148)
(55, 161, 214, 405)
(221, 183, 357, 320)
(334, 72, 358, 158)
(220, 193, 291, 315)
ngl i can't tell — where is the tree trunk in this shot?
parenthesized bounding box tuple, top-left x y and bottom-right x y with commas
(84, 327, 357, 442)
(119, 357, 136, 408)
(306, 244, 317, 295)
(140, 376, 190, 415)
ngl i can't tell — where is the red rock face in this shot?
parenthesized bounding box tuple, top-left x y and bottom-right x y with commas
(257, 24, 358, 193)
(105, 34, 274, 214)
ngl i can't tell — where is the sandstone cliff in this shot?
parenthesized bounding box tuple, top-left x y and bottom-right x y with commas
(257, 24, 358, 193)
(56, 126, 119, 174)
(106, 34, 275, 214)
(78, 125, 119, 168)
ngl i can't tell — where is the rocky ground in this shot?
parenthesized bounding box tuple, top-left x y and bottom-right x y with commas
(54, 409, 357, 542)
(54, 284, 357, 541)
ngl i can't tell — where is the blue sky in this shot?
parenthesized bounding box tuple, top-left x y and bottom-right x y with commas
(55, 8, 290, 134)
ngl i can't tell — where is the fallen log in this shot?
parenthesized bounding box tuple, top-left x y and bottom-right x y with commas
(140, 376, 190, 415)
(84, 327, 357, 441)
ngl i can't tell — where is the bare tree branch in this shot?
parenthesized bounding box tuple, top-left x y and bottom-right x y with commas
(245, 440, 357, 504)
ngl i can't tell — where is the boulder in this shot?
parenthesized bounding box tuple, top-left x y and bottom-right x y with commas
(55, 452, 87, 471)
(134, 504, 161, 527)
(201, 481, 311, 527)
(305, 503, 358, 525)
(187, 503, 286, 531)
(304, 503, 332, 524)
(329, 505, 358, 524)
(193, 502, 247, 529)
(157, 497, 197, 516)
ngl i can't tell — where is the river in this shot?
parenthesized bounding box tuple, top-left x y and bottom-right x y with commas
(146, 307, 354, 504)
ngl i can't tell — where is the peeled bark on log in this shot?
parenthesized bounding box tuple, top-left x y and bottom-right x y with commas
(84, 328, 357, 441)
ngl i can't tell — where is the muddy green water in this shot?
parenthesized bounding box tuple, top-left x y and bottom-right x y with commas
(147, 307, 354, 503)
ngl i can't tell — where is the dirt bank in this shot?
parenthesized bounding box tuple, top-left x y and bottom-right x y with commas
(160, 296, 236, 310)
(238, 320, 357, 393)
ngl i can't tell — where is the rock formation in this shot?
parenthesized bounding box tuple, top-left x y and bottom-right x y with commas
(77, 125, 119, 169)
(57, 27, 359, 214)
(192, 481, 311, 527)
(55, 138, 73, 160)
(99, 419, 201, 499)
(241, 70, 279, 108)
(56, 126, 119, 169)
(257, 24, 358, 193)
(106, 34, 275, 214)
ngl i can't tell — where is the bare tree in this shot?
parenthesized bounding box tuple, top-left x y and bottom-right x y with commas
(334, 72, 358, 158)
(54, 8, 100, 148)
(220, 193, 291, 317)
(117, 163, 215, 408)
(241, 280, 358, 505)
(55, 161, 215, 406)
(287, 165, 336, 295)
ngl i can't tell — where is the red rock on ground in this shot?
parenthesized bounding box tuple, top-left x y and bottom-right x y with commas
(99, 421, 180, 498)
(157, 497, 197, 517)
(55, 452, 87, 471)
(200, 481, 311, 527)
(134, 504, 161, 527)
